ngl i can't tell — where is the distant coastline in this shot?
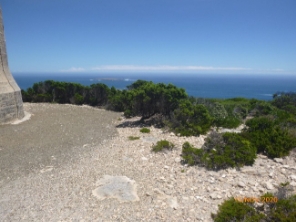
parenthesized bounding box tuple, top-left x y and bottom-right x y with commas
(14, 73, 296, 100)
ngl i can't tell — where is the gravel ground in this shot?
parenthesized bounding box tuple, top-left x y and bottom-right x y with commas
(0, 103, 119, 185)
(0, 103, 295, 222)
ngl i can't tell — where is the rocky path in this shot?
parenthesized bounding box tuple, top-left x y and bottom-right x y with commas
(0, 104, 295, 221)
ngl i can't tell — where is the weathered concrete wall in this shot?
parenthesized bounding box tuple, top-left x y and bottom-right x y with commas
(0, 8, 24, 124)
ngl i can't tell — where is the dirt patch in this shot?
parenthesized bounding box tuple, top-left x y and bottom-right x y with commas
(0, 103, 120, 185)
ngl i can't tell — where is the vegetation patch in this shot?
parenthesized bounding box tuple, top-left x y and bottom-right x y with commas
(152, 140, 175, 152)
(211, 198, 265, 222)
(195, 97, 250, 129)
(22, 81, 296, 156)
(268, 195, 296, 221)
(243, 117, 296, 158)
(140, 128, 150, 133)
(212, 189, 296, 222)
(272, 92, 296, 115)
(128, 136, 140, 141)
(182, 132, 256, 170)
(169, 100, 213, 136)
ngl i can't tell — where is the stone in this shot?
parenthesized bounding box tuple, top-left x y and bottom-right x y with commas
(258, 154, 267, 159)
(289, 175, 296, 181)
(195, 196, 203, 200)
(40, 166, 54, 173)
(210, 193, 222, 200)
(254, 202, 264, 209)
(265, 182, 274, 190)
(0, 8, 25, 124)
(227, 168, 236, 174)
(92, 175, 139, 202)
(174, 157, 181, 163)
(238, 181, 246, 188)
(240, 168, 256, 175)
(274, 158, 283, 163)
(159, 176, 166, 181)
(209, 193, 216, 199)
(258, 187, 265, 192)
(167, 197, 179, 209)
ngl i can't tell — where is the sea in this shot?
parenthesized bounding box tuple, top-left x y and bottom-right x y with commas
(13, 73, 296, 101)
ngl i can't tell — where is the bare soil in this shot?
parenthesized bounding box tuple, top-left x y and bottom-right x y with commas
(0, 103, 119, 185)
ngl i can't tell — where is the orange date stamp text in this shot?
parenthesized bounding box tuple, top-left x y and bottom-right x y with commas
(234, 196, 278, 203)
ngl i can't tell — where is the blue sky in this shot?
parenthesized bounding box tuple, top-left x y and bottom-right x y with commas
(1, 0, 296, 75)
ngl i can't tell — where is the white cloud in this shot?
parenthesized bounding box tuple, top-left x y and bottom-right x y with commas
(90, 65, 251, 72)
(60, 67, 86, 73)
(59, 65, 290, 74)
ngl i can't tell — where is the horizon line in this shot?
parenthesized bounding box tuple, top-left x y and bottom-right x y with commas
(11, 65, 295, 75)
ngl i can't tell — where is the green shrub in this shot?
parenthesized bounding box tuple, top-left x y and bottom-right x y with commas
(249, 99, 275, 116)
(214, 116, 242, 128)
(196, 98, 248, 129)
(34, 93, 52, 102)
(272, 92, 296, 115)
(268, 195, 296, 221)
(211, 198, 265, 222)
(128, 136, 140, 141)
(152, 140, 175, 152)
(140, 128, 150, 133)
(243, 117, 296, 158)
(170, 100, 213, 136)
(74, 93, 84, 105)
(181, 142, 203, 165)
(125, 81, 188, 119)
(124, 109, 132, 118)
(212, 186, 296, 222)
(182, 132, 256, 170)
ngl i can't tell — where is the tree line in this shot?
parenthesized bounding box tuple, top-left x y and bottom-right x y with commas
(22, 80, 296, 160)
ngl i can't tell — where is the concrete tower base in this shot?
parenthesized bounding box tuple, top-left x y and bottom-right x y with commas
(0, 91, 24, 123)
(0, 9, 25, 124)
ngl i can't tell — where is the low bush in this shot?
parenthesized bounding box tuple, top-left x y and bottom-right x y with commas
(182, 132, 256, 170)
(268, 195, 296, 221)
(128, 136, 140, 141)
(212, 192, 296, 222)
(249, 99, 275, 116)
(211, 198, 265, 222)
(181, 142, 203, 165)
(196, 98, 249, 129)
(124, 109, 132, 118)
(140, 128, 150, 133)
(170, 100, 213, 136)
(74, 93, 84, 105)
(272, 92, 296, 115)
(214, 116, 241, 129)
(152, 140, 174, 152)
(243, 117, 296, 158)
